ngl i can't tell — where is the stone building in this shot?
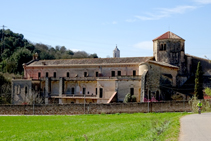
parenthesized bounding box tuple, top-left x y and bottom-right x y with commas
(11, 31, 211, 104)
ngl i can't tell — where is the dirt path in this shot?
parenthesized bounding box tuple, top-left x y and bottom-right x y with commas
(179, 112, 211, 141)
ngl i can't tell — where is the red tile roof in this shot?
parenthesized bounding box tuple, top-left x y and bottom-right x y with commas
(153, 31, 185, 41)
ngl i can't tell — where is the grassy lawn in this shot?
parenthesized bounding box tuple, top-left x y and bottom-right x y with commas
(0, 112, 189, 141)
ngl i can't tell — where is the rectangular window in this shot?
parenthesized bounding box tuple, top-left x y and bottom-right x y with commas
(84, 72, 87, 77)
(67, 72, 69, 77)
(96, 72, 99, 77)
(38, 72, 41, 78)
(160, 44, 163, 50)
(96, 88, 97, 95)
(83, 88, 86, 95)
(71, 88, 74, 94)
(163, 44, 166, 50)
(130, 88, 134, 95)
(133, 70, 136, 76)
(25, 87, 28, 94)
(100, 88, 103, 98)
(46, 72, 48, 77)
(111, 71, 115, 77)
(118, 71, 121, 76)
(53, 72, 56, 78)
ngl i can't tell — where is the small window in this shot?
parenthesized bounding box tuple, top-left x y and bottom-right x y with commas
(38, 72, 41, 78)
(100, 88, 103, 98)
(130, 88, 134, 95)
(118, 71, 121, 76)
(96, 72, 99, 77)
(133, 70, 136, 76)
(84, 72, 87, 77)
(163, 44, 166, 50)
(160, 44, 163, 51)
(46, 72, 48, 77)
(67, 72, 69, 77)
(25, 86, 28, 94)
(87, 91, 89, 94)
(71, 88, 74, 94)
(83, 88, 86, 95)
(111, 71, 115, 77)
(96, 88, 97, 95)
(53, 72, 56, 78)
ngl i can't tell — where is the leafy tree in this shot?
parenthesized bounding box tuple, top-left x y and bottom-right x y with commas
(205, 87, 211, 96)
(194, 61, 204, 99)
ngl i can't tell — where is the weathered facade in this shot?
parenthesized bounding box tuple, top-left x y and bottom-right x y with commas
(11, 31, 211, 104)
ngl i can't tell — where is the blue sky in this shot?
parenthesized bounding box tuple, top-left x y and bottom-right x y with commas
(1, 0, 211, 58)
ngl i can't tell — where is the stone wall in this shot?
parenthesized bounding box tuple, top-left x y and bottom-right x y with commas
(0, 101, 191, 115)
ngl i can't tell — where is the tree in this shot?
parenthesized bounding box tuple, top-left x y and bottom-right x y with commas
(205, 87, 211, 96)
(194, 61, 204, 99)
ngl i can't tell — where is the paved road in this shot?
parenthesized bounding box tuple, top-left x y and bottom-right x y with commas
(179, 113, 211, 141)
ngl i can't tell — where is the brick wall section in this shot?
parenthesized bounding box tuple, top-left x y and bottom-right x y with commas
(0, 101, 191, 115)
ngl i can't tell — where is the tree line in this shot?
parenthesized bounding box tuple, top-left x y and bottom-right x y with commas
(0, 29, 98, 75)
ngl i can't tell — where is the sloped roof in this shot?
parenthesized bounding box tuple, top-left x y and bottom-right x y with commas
(28, 57, 153, 66)
(153, 31, 185, 41)
(148, 60, 179, 69)
(114, 46, 120, 51)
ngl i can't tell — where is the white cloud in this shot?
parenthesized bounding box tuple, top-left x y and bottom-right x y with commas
(102, 21, 118, 25)
(134, 5, 196, 21)
(194, 0, 211, 4)
(125, 19, 137, 23)
(134, 41, 152, 50)
(72, 49, 82, 52)
(112, 21, 117, 24)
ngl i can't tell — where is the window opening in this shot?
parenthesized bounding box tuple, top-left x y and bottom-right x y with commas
(100, 88, 103, 98)
(38, 72, 41, 78)
(84, 72, 87, 77)
(54, 72, 56, 78)
(83, 88, 86, 95)
(46, 72, 48, 77)
(71, 88, 75, 94)
(133, 70, 136, 76)
(130, 88, 134, 95)
(118, 71, 121, 76)
(67, 72, 69, 77)
(96, 72, 99, 77)
(111, 71, 115, 77)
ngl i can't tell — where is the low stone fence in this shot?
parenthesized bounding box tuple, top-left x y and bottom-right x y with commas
(0, 101, 191, 115)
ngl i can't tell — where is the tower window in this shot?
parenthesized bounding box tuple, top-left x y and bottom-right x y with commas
(118, 71, 121, 76)
(111, 71, 115, 77)
(67, 72, 69, 77)
(25, 86, 28, 94)
(163, 44, 166, 50)
(160, 44, 163, 50)
(53, 72, 56, 78)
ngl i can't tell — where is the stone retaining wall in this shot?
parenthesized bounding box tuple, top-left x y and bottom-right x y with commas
(0, 101, 191, 115)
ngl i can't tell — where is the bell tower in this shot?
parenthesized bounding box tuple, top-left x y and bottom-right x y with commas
(153, 31, 185, 74)
(113, 45, 120, 58)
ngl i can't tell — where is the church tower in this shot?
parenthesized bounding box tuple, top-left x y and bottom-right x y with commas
(113, 45, 120, 58)
(152, 31, 186, 74)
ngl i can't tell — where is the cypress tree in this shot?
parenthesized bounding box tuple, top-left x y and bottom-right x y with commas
(194, 61, 204, 99)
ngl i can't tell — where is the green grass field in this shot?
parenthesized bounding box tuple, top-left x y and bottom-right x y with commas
(0, 113, 188, 141)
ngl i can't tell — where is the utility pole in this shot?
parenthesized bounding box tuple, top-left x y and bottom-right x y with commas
(1, 25, 6, 54)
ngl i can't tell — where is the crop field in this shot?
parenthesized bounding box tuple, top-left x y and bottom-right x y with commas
(0, 112, 188, 141)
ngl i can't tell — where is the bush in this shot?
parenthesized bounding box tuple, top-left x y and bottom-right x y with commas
(123, 93, 136, 103)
